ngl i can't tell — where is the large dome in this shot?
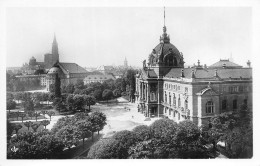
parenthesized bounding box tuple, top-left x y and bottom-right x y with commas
(153, 42, 181, 57)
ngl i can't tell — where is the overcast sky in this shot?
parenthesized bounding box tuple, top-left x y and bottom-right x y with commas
(6, 7, 252, 68)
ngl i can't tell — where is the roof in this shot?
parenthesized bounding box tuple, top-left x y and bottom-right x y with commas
(140, 69, 158, 79)
(58, 62, 87, 74)
(84, 74, 115, 80)
(209, 59, 242, 68)
(165, 68, 252, 80)
(153, 43, 180, 57)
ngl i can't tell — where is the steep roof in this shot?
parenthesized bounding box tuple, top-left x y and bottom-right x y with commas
(165, 68, 252, 79)
(140, 69, 158, 79)
(58, 62, 87, 74)
(209, 59, 242, 68)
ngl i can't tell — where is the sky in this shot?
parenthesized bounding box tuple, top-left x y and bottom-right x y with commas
(6, 7, 252, 68)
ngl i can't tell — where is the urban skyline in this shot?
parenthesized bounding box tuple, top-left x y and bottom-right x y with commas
(6, 7, 251, 68)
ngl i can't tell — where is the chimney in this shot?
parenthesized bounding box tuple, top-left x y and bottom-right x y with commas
(247, 60, 251, 68)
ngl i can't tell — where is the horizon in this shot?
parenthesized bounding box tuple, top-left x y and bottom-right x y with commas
(6, 7, 252, 68)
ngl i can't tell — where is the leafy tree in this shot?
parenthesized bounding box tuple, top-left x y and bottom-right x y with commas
(24, 121, 32, 131)
(13, 124, 23, 134)
(31, 123, 41, 132)
(75, 120, 92, 146)
(73, 94, 87, 112)
(112, 130, 137, 158)
(86, 115, 99, 141)
(87, 138, 120, 159)
(47, 111, 55, 121)
(65, 84, 75, 94)
(73, 88, 81, 94)
(7, 99, 16, 114)
(93, 89, 102, 100)
(51, 116, 72, 134)
(23, 99, 34, 113)
(55, 125, 78, 149)
(81, 87, 94, 95)
(102, 89, 113, 102)
(7, 130, 65, 159)
(90, 111, 107, 135)
(7, 120, 14, 140)
(41, 110, 48, 117)
(84, 95, 96, 111)
(113, 89, 121, 98)
(75, 79, 85, 90)
(19, 113, 26, 123)
(128, 139, 157, 159)
(207, 109, 253, 158)
(132, 125, 151, 141)
(41, 120, 50, 129)
(34, 112, 41, 122)
(28, 111, 34, 120)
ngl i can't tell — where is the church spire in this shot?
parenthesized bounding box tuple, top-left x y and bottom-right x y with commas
(52, 33, 59, 63)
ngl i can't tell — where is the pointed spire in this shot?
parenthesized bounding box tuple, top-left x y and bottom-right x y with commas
(53, 33, 57, 44)
(160, 7, 170, 43)
(164, 6, 165, 27)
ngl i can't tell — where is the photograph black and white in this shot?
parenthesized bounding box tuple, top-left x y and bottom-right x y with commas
(2, 0, 260, 163)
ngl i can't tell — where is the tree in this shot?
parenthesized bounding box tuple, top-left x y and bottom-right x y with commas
(102, 89, 113, 102)
(47, 111, 55, 121)
(87, 138, 120, 159)
(112, 130, 137, 158)
(24, 121, 32, 131)
(41, 120, 50, 129)
(84, 95, 96, 111)
(34, 112, 40, 122)
(93, 89, 102, 100)
(207, 109, 253, 158)
(64, 84, 75, 94)
(7, 130, 65, 159)
(75, 79, 85, 90)
(23, 99, 34, 113)
(19, 113, 26, 123)
(73, 88, 81, 94)
(75, 120, 92, 146)
(31, 123, 41, 132)
(7, 120, 14, 140)
(7, 99, 16, 114)
(113, 89, 121, 98)
(132, 125, 151, 141)
(41, 110, 48, 118)
(28, 111, 34, 120)
(55, 125, 78, 149)
(90, 111, 107, 135)
(72, 95, 86, 112)
(13, 124, 23, 134)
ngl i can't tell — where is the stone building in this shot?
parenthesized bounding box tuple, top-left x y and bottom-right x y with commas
(135, 22, 252, 126)
(46, 62, 89, 91)
(83, 74, 115, 84)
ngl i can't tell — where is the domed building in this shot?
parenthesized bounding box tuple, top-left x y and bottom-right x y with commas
(135, 11, 252, 126)
(46, 61, 90, 91)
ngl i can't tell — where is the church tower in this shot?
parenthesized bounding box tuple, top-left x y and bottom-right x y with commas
(52, 34, 59, 63)
(124, 57, 128, 68)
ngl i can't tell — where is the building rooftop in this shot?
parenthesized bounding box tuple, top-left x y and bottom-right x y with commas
(208, 59, 242, 69)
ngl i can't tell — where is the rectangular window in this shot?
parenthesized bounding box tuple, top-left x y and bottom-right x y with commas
(178, 86, 180, 91)
(223, 87, 226, 92)
(185, 87, 188, 93)
(233, 99, 238, 110)
(169, 110, 171, 115)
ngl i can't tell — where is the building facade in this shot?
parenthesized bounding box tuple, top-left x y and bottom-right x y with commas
(135, 24, 252, 126)
(46, 62, 89, 91)
(83, 74, 115, 84)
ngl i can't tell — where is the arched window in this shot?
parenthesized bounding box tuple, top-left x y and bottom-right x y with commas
(233, 99, 237, 110)
(173, 93, 176, 106)
(222, 99, 227, 110)
(206, 101, 214, 114)
(185, 100, 188, 110)
(173, 57, 178, 66)
(178, 97, 181, 107)
(169, 93, 171, 104)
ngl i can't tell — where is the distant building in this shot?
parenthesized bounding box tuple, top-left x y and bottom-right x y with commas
(135, 17, 252, 126)
(124, 57, 128, 68)
(15, 74, 47, 86)
(83, 74, 115, 84)
(46, 62, 89, 91)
